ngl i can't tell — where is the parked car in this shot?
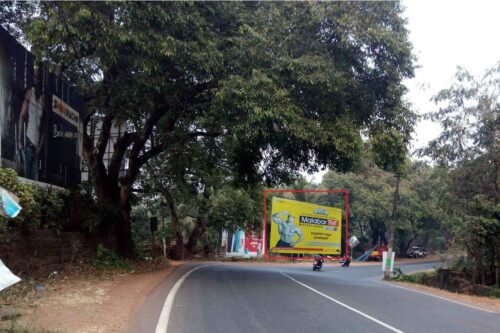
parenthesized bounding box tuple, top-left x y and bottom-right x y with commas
(368, 245, 388, 261)
(407, 246, 426, 258)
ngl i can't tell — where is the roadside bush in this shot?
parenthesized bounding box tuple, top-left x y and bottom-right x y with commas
(0, 168, 105, 234)
(94, 244, 130, 270)
(471, 285, 500, 299)
(393, 267, 500, 299)
(0, 167, 39, 230)
(449, 256, 468, 273)
(37, 188, 66, 231)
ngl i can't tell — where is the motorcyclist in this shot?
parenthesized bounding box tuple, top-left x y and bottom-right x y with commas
(340, 255, 351, 267)
(313, 254, 324, 270)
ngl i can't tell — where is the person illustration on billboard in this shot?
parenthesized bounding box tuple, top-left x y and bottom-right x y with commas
(272, 211, 303, 247)
(17, 68, 44, 180)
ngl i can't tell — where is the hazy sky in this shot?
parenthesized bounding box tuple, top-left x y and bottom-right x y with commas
(307, 0, 500, 182)
(404, 0, 500, 149)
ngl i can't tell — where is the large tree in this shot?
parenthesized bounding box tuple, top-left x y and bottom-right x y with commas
(421, 64, 500, 286)
(2, 1, 415, 257)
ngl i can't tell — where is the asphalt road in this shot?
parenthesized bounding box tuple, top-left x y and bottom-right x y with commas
(130, 261, 500, 333)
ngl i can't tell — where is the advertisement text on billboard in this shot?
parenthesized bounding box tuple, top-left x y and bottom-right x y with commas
(270, 197, 342, 254)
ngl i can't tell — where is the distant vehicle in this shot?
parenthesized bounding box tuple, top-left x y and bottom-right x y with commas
(368, 245, 388, 261)
(407, 246, 426, 258)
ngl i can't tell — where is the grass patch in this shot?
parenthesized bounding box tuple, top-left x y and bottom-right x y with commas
(392, 268, 437, 284)
(0, 322, 60, 333)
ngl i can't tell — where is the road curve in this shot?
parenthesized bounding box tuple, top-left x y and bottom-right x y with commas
(129, 262, 500, 333)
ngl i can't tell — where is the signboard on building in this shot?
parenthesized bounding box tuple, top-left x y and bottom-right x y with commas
(0, 26, 82, 187)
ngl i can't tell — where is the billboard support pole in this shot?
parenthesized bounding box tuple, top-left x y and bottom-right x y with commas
(345, 190, 349, 258)
(263, 190, 268, 260)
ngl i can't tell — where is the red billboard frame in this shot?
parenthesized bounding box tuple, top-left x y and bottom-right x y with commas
(263, 189, 349, 260)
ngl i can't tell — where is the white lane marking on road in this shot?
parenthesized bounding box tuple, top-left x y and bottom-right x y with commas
(281, 272, 405, 333)
(156, 265, 209, 333)
(380, 281, 498, 314)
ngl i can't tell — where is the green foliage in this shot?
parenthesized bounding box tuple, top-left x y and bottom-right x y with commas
(19, 1, 415, 184)
(450, 256, 469, 272)
(68, 187, 103, 234)
(486, 288, 500, 299)
(420, 64, 500, 286)
(392, 270, 437, 284)
(0, 1, 38, 41)
(0, 168, 106, 237)
(371, 129, 409, 177)
(94, 244, 130, 270)
(320, 159, 447, 256)
(392, 266, 500, 299)
(0, 168, 39, 229)
(36, 188, 66, 231)
(215, 1, 416, 184)
(5, 2, 416, 256)
(420, 65, 499, 167)
(131, 204, 152, 246)
(209, 187, 262, 232)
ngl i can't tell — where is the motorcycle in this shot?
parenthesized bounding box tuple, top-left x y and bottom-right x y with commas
(312, 256, 324, 271)
(339, 256, 350, 267)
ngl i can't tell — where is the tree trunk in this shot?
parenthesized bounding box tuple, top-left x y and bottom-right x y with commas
(163, 188, 184, 260)
(185, 188, 211, 255)
(92, 178, 135, 258)
(385, 174, 400, 280)
(116, 185, 134, 258)
(496, 245, 500, 288)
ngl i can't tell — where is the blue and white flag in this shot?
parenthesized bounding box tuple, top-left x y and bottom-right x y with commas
(0, 187, 22, 218)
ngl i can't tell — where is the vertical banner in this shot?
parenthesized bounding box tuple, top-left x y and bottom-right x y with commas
(270, 197, 342, 254)
(382, 251, 395, 272)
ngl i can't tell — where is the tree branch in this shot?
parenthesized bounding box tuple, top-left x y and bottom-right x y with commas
(58, 4, 94, 88)
(137, 144, 165, 168)
(129, 108, 165, 162)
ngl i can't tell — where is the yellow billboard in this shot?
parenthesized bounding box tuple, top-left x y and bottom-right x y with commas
(270, 197, 342, 254)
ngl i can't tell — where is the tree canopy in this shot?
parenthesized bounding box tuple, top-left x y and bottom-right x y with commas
(1, 1, 416, 257)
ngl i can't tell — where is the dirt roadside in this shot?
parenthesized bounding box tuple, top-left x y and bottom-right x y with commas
(1, 262, 182, 333)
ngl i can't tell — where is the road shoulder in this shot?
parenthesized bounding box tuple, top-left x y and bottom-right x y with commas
(386, 280, 500, 314)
